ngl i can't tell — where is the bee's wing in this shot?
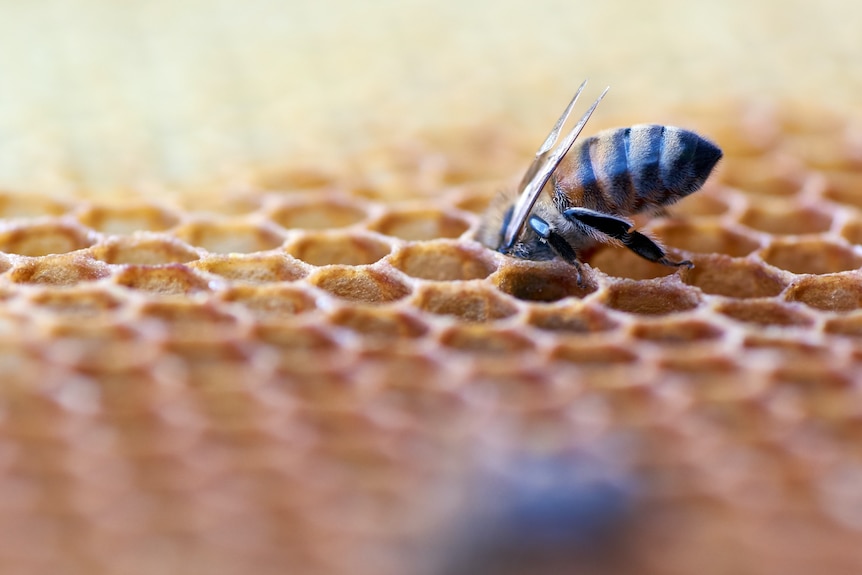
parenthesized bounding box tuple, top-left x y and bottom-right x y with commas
(501, 82, 609, 251)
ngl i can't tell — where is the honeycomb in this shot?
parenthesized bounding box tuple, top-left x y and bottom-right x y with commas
(1, 96, 861, 574)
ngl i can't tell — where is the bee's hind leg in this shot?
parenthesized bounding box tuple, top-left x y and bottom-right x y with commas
(621, 231, 693, 268)
(528, 214, 585, 285)
(563, 207, 692, 269)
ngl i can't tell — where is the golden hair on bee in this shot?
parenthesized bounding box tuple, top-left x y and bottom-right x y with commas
(478, 81, 722, 284)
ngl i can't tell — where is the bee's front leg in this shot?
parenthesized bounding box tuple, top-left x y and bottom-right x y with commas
(529, 215, 585, 286)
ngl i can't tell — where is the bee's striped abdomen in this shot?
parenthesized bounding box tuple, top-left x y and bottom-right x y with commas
(553, 124, 722, 217)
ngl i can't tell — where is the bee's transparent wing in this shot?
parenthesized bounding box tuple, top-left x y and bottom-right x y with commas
(501, 82, 609, 251)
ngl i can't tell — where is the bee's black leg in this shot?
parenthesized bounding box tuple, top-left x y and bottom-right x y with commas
(621, 231, 692, 268)
(563, 207, 692, 269)
(528, 215, 584, 285)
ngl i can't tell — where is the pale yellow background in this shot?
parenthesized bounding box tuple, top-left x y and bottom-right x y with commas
(0, 0, 858, 193)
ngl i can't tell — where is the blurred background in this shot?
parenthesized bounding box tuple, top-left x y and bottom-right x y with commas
(0, 0, 859, 195)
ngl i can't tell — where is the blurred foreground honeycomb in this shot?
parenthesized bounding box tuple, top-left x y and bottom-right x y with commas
(2, 98, 862, 575)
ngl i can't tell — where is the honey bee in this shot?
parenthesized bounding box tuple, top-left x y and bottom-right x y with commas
(478, 81, 723, 283)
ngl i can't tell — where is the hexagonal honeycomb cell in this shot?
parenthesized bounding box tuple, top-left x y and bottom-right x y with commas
(4, 31, 862, 575)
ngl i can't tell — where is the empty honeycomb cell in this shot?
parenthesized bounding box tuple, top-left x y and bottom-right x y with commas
(739, 202, 833, 236)
(76, 204, 180, 235)
(269, 199, 368, 230)
(680, 256, 788, 298)
(782, 132, 858, 170)
(255, 323, 338, 353)
(0, 221, 94, 256)
(136, 300, 241, 341)
(309, 266, 411, 304)
(389, 242, 495, 281)
(8, 253, 110, 286)
(492, 260, 596, 302)
(438, 325, 534, 355)
(41, 322, 157, 374)
(588, 246, 681, 281)
(672, 189, 732, 218)
(0, 193, 69, 218)
(450, 185, 496, 214)
(193, 253, 307, 283)
(822, 170, 862, 210)
(823, 312, 862, 338)
(651, 221, 762, 258)
(174, 221, 285, 254)
(784, 275, 862, 312)
(659, 354, 739, 376)
(329, 308, 428, 340)
(114, 264, 211, 295)
(549, 341, 639, 366)
(466, 366, 571, 410)
(256, 166, 338, 190)
(839, 219, 862, 246)
(411, 283, 518, 322)
(526, 303, 619, 334)
(220, 285, 318, 317)
(27, 287, 124, 316)
(602, 279, 701, 316)
(369, 208, 471, 241)
(287, 233, 392, 266)
(91, 235, 200, 265)
(715, 300, 815, 327)
(760, 238, 862, 275)
(630, 318, 726, 344)
(719, 154, 808, 197)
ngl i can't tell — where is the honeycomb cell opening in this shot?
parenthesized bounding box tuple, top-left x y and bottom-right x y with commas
(91, 235, 200, 265)
(286, 233, 392, 267)
(0, 193, 69, 218)
(193, 253, 307, 283)
(0, 221, 94, 257)
(28, 286, 124, 315)
(411, 283, 518, 322)
(680, 256, 788, 299)
(389, 242, 496, 281)
(9, 254, 109, 286)
(220, 285, 318, 318)
(823, 170, 862, 210)
(650, 221, 761, 258)
(630, 318, 726, 344)
(254, 323, 339, 353)
(76, 204, 180, 235)
(526, 304, 619, 334)
(602, 279, 702, 316)
(136, 299, 242, 341)
(549, 342, 639, 366)
(370, 208, 471, 241)
(715, 300, 814, 327)
(114, 264, 211, 295)
(738, 202, 833, 236)
(450, 184, 497, 214)
(175, 220, 285, 254)
(438, 326, 534, 355)
(329, 307, 429, 340)
(670, 189, 732, 218)
(839, 218, 862, 246)
(309, 266, 411, 304)
(785, 275, 862, 312)
(824, 312, 862, 338)
(587, 246, 681, 281)
(269, 199, 368, 230)
(760, 239, 862, 275)
(719, 153, 808, 197)
(493, 260, 596, 302)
